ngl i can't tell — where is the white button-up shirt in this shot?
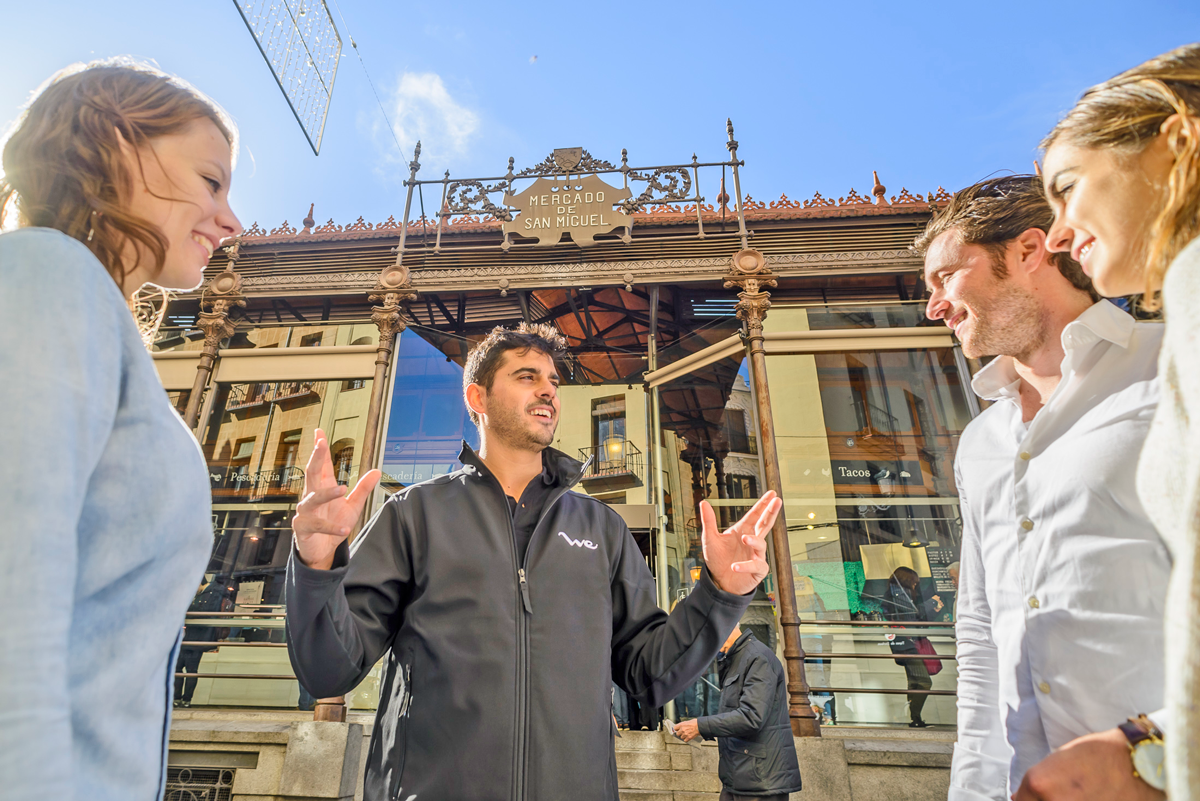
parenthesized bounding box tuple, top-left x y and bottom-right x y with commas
(950, 301, 1170, 800)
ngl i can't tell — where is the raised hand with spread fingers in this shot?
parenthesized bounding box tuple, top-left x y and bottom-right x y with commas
(701, 490, 783, 596)
(291, 427, 381, 571)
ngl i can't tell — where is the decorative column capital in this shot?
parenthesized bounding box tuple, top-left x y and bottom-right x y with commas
(369, 305, 407, 359)
(723, 248, 777, 338)
(197, 267, 245, 349)
(369, 264, 418, 358)
(196, 309, 239, 349)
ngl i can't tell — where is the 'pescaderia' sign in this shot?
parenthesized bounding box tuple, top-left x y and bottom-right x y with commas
(503, 173, 632, 247)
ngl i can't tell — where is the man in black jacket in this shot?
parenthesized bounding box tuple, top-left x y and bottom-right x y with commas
(285, 323, 783, 801)
(674, 625, 803, 801)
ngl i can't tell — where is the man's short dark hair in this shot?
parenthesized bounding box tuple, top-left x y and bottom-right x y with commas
(912, 175, 1099, 302)
(462, 323, 568, 425)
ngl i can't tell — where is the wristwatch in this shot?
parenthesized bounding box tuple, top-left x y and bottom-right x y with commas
(1118, 715, 1167, 792)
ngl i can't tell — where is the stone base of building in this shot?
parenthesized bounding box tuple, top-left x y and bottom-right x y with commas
(615, 726, 951, 801)
(169, 710, 952, 801)
(169, 709, 367, 801)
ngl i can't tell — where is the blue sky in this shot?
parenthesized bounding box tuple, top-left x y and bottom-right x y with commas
(4, 2, 1197, 233)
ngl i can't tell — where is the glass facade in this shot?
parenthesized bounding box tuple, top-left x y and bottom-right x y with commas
(380, 330, 479, 490)
(173, 303, 973, 724)
(651, 304, 973, 728)
(176, 366, 374, 708)
(655, 357, 773, 721)
(761, 306, 971, 727)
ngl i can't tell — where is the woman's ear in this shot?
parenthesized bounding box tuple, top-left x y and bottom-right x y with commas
(1159, 112, 1200, 156)
(113, 125, 135, 158)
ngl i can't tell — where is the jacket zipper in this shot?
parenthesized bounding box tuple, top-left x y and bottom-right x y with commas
(482, 456, 592, 801)
(503, 503, 528, 801)
(509, 459, 590, 800)
(518, 568, 533, 614)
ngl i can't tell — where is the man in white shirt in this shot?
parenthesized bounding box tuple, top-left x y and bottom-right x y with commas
(917, 175, 1169, 801)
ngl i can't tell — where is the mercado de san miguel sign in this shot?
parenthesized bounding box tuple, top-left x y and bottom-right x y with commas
(503, 172, 632, 246)
(391, 131, 746, 261)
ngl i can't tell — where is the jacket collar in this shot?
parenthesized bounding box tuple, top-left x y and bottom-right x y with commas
(718, 630, 756, 666)
(970, 299, 1136, 403)
(457, 441, 590, 490)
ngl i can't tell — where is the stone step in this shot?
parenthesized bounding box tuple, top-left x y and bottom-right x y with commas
(619, 792, 720, 801)
(616, 750, 674, 770)
(821, 724, 958, 743)
(614, 730, 668, 751)
(843, 737, 953, 768)
(618, 768, 723, 793)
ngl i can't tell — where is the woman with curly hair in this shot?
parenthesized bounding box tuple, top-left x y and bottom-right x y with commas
(0, 60, 241, 798)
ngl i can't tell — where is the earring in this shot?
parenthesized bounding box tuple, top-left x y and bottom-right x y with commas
(86, 210, 97, 243)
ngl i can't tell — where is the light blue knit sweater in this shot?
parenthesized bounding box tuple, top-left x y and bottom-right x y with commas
(0, 228, 212, 800)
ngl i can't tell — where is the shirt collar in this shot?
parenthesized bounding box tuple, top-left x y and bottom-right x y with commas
(970, 300, 1134, 403)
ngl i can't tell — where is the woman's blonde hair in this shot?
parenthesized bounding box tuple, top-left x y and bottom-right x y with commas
(0, 58, 237, 295)
(1042, 43, 1200, 311)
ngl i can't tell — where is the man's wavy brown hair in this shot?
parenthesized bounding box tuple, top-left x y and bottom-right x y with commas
(912, 175, 1098, 302)
(0, 58, 236, 290)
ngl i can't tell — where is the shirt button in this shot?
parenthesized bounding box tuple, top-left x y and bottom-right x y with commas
(1019, 452, 1031, 461)
(1021, 519, 1034, 531)
(1038, 681, 1051, 694)
(1028, 597, 1040, 609)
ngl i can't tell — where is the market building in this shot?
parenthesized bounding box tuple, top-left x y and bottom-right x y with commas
(162, 130, 970, 799)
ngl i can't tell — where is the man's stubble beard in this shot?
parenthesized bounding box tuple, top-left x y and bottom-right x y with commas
(486, 400, 557, 453)
(961, 279, 1049, 362)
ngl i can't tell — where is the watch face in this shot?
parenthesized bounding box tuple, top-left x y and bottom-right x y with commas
(1132, 741, 1167, 792)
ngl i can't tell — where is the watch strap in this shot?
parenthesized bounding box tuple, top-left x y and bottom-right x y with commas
(1119, 719, 1154, 745)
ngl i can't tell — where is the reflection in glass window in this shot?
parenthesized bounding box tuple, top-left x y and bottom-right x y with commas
(803, 303, 934, 331)
(275, 430, 302, 473)
(166, 389, 191, 417)
(654, 341, 975, 729)
(768, 345, 972, 727)
(654, 355, 779, 718)
(181, 374, 375, 709)
(381, 330, 479, 492)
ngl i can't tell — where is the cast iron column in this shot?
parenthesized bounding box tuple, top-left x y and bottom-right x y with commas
(357, 263, 417, 481)
(184, 265, 244, 431)
(724, 248, 820, 737)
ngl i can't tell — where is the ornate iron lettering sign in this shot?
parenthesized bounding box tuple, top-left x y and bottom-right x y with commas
(503, 174, 632, 247)
(387, 123, 750, 267)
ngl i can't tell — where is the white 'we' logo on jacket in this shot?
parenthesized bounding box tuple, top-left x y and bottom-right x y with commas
(558, 531, 598, 550)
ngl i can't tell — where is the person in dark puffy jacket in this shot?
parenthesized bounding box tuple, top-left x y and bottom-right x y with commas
(674, 626, 803, 800)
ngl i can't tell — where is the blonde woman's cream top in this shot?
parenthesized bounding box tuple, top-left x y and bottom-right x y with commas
(1137, 234, 1200, 801)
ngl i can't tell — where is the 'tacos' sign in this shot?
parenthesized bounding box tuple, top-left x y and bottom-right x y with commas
(829, 460, 924, 488)
(503, 172, 633, 247)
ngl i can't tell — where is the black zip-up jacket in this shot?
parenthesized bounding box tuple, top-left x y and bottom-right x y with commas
(697, 631, 803, 796)
(285, 444, 753, 801)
